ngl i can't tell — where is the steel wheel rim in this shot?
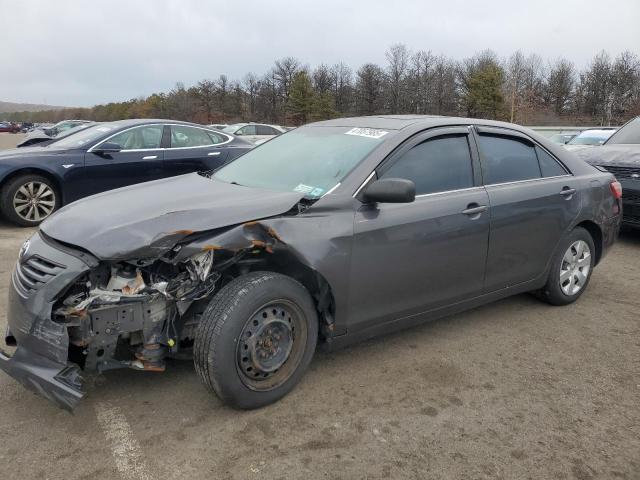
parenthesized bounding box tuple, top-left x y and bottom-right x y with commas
(236, 299, 307, 391)
(13, 181, 56, 222)
(559, 240, 591, 296)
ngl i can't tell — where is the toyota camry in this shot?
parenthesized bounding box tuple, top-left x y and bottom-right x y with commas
(0, 115, 621, 411)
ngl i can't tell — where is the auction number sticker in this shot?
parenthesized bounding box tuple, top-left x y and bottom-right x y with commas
(344, 127, 388, 139)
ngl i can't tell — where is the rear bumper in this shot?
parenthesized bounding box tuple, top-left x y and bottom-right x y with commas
(599, 212, 621, 263)
(0, 346, 83, 411)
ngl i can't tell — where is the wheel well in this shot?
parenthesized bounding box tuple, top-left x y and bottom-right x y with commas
(226, 251, 337, 341)
(576, 220, 603, 265)
(0, 169, 63, 204)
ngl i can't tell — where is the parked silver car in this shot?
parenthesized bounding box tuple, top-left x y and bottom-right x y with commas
(223, 122, 286, 144)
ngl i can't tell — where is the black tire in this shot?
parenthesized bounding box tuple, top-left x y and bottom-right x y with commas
(0, 173, 60, 227)
(537, 227, 596, 306)
(194, 271, 318, 409)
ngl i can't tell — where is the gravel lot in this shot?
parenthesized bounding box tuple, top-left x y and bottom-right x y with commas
(0, 132, 24, 149)
(0, 133, 638, 479)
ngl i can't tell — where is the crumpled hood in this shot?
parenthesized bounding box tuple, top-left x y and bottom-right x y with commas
(40, 173, 305, 260)
(574, 144, 640, 167)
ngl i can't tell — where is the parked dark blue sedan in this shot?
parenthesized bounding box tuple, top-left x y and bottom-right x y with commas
(0, 119, 253, 226)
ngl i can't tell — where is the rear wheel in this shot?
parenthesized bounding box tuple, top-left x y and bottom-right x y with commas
(194, 272, 318, 409)
(0, 174, 59, 227)
(537, 227, 595, 306)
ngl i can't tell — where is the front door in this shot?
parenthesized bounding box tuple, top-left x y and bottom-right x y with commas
(349, 127, 490, 332)
(163, 125, 230, 177)
(83, 124, 165, 196)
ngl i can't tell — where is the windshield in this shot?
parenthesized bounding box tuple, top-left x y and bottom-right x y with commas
(605, 117, 640, 144)
(49, 123, 118, 149)
(568, 130, 614, 145)
(214, 126, 391, 198)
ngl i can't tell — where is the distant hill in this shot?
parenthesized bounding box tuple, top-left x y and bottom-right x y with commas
(0, 100, 69, 113)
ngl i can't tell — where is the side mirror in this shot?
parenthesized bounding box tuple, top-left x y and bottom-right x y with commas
(362, 178, 416, 204)
(92, 142, 122, 154)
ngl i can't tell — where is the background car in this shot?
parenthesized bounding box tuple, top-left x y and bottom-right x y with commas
(207, 123, 228, 130)
(0, 122, 20, 133)
(0, 119, 253, 226)
(563, 128, 616, 151)
(549, 132, 578, 144)
(43, 119, 92, 137)
(222, 122, 286, 144)
(16, 120, 93, 147)
(576, 116, 640, 228)
(17, 121, 96, 147)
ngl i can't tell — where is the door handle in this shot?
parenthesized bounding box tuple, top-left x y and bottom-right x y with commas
(142, 155, 158, 160)
(208, 151, 221, 156)
(559, 187, 576, 197)
(462, 204, 488, 216)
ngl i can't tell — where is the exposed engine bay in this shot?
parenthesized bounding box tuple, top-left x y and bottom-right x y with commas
(50, 220, 298, 374)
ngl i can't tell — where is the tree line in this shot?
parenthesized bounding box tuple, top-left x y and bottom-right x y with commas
(7, 45, 640, 127)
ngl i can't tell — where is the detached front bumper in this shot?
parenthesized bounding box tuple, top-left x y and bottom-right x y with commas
(0, 346, 83, 411)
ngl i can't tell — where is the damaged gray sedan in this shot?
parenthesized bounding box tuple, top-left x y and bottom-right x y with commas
(0, 116, 622, 411)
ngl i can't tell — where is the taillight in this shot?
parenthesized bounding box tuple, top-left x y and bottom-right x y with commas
(610, 180, 622, 199)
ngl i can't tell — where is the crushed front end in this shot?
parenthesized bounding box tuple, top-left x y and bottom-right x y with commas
(1, 232, 92, 410)
(1, 222, 285, 411)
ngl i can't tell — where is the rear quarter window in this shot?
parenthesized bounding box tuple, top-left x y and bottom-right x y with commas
(478, 134, 541, 184)
(536, 146, 568, 177)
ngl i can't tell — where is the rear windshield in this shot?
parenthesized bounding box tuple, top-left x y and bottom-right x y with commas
(568, 130, 614, 145)
(605, 117, 640, 144)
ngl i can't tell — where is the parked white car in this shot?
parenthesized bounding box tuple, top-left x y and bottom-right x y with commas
(207, 124, 228, 130)
(564, 129, 616, 151)
(222, 123, 286, 144)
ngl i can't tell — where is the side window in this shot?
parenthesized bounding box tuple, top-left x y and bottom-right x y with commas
(107, 125, 163, 150)
(170, 125, 214, 148)
(207, 131, 227, 144)
(536, 146, 568, 177)
(257, 125, 277, 135)
(478, 134, 541, 184)
(380, 134, 474, 195)
(237, 125, 257, 136)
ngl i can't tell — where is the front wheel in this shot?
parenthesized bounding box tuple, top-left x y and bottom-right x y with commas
(0, 174, 60, 226)
(537, 227, 595, 306)
(194, 272, 318, 409)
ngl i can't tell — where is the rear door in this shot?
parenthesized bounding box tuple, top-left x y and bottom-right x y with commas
(255, 125, 280, 143)
(163, 125, 231, 177)
(349, 127, 490, 331)
(83, 124, 165, 196)
(474, 127, 581, 291)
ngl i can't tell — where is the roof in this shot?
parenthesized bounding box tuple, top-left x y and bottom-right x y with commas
(308, 115, 538, 132)
(101, 118, 198, 127)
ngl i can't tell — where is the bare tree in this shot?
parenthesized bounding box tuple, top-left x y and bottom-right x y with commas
(331, 62, 353, 114)
(545, 58, 575, 116)
(356, 63, 385, 115)
(385, 44, 410, 113)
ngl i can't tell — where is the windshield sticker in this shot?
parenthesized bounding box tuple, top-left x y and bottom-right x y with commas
(310, 187, 325, 197)
(345, 127, 388, 139)
(294, 184, 315, 194)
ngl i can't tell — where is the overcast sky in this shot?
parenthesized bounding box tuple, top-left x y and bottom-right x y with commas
(2, 0, 639, 107)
